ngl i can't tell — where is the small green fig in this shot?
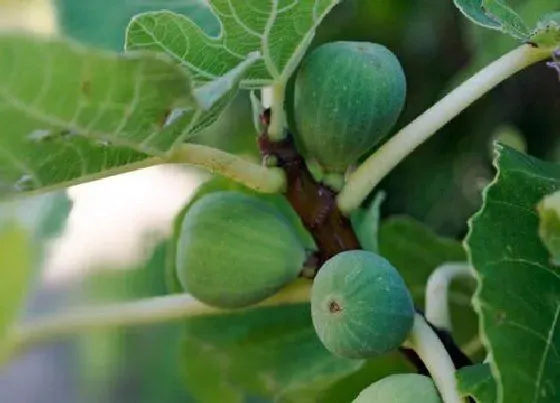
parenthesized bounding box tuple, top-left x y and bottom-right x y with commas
(293, 41, 406, 173)
(311, 250, 414, 359)
(176, 191, 307, 308)
(353, 374, 442, 403)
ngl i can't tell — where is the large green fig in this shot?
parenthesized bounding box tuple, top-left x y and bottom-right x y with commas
(353, 374, 442, 403)
(293, 41, 406, 173)
(175, 191, 307, 308)
(311, 250, 414, 359)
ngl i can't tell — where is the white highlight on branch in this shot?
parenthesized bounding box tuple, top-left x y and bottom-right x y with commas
(425, 263, 474, 331)
(409, 314, 465, 403)
(3, 280, 311, 361)
(337, 44, 551, 214)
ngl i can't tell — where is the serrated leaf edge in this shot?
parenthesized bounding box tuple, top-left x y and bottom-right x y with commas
(463, 141, 506, 403)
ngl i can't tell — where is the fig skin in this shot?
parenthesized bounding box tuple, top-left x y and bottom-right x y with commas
(175, 191, 307, 308)
(293, 41, 406, 173)
(311, 250, 414, 359)
(353, 373, 442, 403)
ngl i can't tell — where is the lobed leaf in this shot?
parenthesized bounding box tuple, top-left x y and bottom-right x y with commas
(456, 363, 498, 403)
(0, 33, 256, 198)
(466, 144, 560, 403)
(125, 0, 344, 89)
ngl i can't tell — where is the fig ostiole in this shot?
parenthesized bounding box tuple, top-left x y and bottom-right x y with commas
(352, 373, 442, 403)
(311, 250, 415, 359)
(293, 41, 406, 173)
(175, 191, 307, 309)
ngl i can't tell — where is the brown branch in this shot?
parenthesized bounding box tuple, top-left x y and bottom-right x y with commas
(258, 110, 360, 269)
(257, 109, 472, 375)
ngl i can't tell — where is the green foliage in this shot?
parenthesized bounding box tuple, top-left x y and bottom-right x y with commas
(352, 373, 441, 403)
(56, 0, 219, 50)
(0, 33, 258, 197)
(181, 303, 364, 403)
(350, 192, 386, 254)
(538, 190, 560, 265)
(379, 217, 479, 351)
(0, 223, 31, 355)
(531, 12, 560, 49)
(125, 0, 344, 88)
(456, 363, 498, 403)
(452, 0, 530, 40)
(311, 250, 414, 359)
(293, 41, 406, 173)
(466, 144, 560, 403)
(175, 191, 307, 308)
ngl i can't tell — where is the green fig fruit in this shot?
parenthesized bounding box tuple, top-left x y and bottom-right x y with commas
(353, 374, 442, 403)
(293, 41, 406, 173)
(175, 191, 307, 308)
(311, 250, 414, 359)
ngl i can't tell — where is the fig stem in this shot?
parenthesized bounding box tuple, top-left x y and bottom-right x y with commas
(167, 143, 286, 193)
(2, 280, 312, 363)
(408, 314, 466, 403)
(338, 44, 552, 214)
(266, 83, 288, 141)
(425, 262, 474, 331)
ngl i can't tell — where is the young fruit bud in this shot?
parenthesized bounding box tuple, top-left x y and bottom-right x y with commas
(353, 374, 442, 403)
(293, 41, 406, 173)
(311, 250, 414, 359)
(176, 191, 307, 308)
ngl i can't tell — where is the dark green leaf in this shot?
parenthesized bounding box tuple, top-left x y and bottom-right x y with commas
(466, 144, 560, 403)
(350, 192, 385, 254)
(456, 363, 498, 403)
(181, 304, 363, 403)
(453, 0, 530, 40)
(379, 216, 480, 351)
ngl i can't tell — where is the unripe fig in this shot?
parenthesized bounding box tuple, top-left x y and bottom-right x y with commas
(311, 250, 414, 359)
(176, 191, 307, 308)
(353, 374, 442, 403)
(293, 41, 406, 173)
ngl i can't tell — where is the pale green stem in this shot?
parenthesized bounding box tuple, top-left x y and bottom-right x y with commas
(266, 82, 287, 141)
(167, 143, 286, 193)
(338, 44, 551, 214)
(425, 263, 474, 331)
(3, 280, 311, 361)
(408, 314, 465, 403)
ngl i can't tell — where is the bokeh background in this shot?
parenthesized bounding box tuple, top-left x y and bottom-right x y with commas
(0, 0, 558, 402)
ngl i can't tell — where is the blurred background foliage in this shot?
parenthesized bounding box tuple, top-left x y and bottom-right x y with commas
(0, 0, 558, 402)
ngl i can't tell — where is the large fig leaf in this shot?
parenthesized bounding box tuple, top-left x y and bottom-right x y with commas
(466, 144, 560, 403)
(125, 0, 344, 88)
(0, 33, 256, 198)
